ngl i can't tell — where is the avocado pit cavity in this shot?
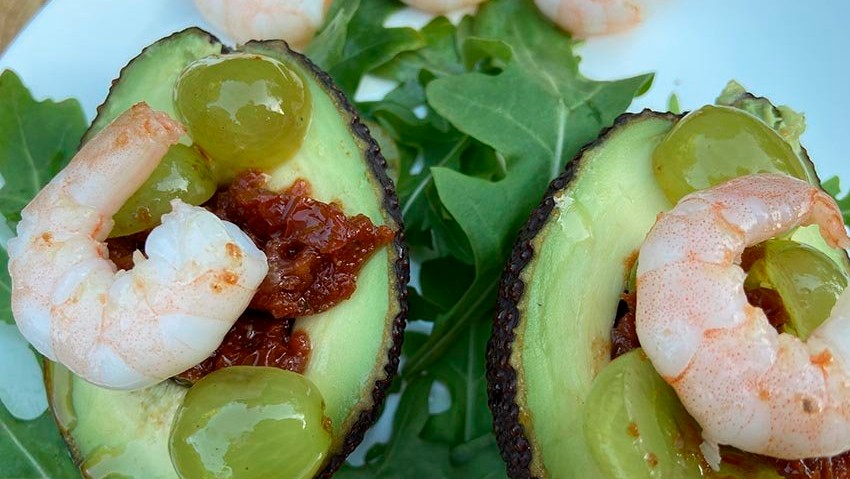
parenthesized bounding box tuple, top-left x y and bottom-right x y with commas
(108, 169, 393, 384)
(207, 170, 394, 319)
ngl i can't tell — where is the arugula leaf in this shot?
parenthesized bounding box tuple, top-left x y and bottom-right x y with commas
(364, 100, 470, 245)
(358, 19, 472, 249)
(421, 318, 493, 445)
(338, 378, 447, 478)
(324, 2, 653, 477)
(667, 93, 681, 114)
(350, 320, 505, 478)
(405, 0, 652, 375)
(0, 406, 77, 478)
(337, 375, 506, 479)
(418, 257, 475, 312)
(304, 0, 358, 71)
(823, 176, 850, 224)
(374, 17, 469, 83)
(307, 0, 424, 97)
(0, 70, 86, 226)
(327, 2, 654, 475)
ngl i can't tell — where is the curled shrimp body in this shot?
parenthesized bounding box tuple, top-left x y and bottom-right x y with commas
(534, 0, 653, 38)
(400, 0, 488, 15)
(193, 0, 332, 50)
(8, 103, 268, 390)
(636, 174, 850, 465)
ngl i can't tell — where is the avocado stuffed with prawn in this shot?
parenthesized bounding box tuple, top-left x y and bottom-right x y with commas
(7, 28, 408, 479)
(487, 87, 850, 478)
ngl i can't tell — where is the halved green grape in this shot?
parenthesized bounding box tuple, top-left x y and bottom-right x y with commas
(111, 144, 216, 237)
(584, 350, 782, 478)
(174, 53, 311, 181)
(652, 105, 811, 203)
(169, 367, 332, 479)
(585, 349, 702, 478)
(745, 239, 848, 340)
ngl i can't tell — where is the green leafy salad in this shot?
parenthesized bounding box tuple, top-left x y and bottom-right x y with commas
(1, 1, 847, 478)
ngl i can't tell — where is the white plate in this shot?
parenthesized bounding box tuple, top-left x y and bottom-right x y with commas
(0, 0, 848, 469)
(576, 0, 850, 183)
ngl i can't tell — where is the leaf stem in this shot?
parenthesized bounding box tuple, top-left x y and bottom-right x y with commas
(0, 419, 50, 478)
(404, 276, 499, 377)
(401, 137, 468, 217)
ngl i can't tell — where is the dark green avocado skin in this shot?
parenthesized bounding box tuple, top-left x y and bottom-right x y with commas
(485, 111, 681, 479)
(67, 27, 409, 479)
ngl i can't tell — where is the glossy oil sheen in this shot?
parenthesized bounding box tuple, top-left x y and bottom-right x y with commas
(111, 143, 216, 237)
(652, 105, 810, 203)
(169, 367, 331, 479)
(746, 239, 848, 340)
(174, 53, 311, 181)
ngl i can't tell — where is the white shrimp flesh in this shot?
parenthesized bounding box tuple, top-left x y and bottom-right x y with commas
(636, 173, 850, 466)
(535, 0, 656, 38)
(7, 103, 269, 390)
(194, 0, 332, 50)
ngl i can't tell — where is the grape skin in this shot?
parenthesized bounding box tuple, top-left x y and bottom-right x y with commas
(169, 367, 332, 479)
(174, 54, 312, 182)
(652, 105, 809, 203)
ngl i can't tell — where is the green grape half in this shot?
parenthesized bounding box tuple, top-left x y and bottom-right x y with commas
(111, 144, 216, 238)
(174, 53, 311, 181)
(745, 239, 848, 340)
(169, 367, 332, 479)
(585, 349, 703, 478)
(584, 350, 783, 478)
(652, 105, 811, 203)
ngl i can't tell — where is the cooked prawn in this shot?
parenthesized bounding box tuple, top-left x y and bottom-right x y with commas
(400, 0, 488, 15)
(534, 0, 655, 38)
(193, 0, 332, 50)
(636, 174, 850, 466)
(7, 103, 268, 390)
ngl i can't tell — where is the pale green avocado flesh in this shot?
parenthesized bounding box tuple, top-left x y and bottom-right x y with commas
(46, 28, 405, 479)
(515, 114, 674, 478)
(504, 112, 849, 478)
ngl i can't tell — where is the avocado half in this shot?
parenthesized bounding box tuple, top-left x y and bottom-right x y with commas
(486, 110, 848, 478)
(44, 28, 408, 479)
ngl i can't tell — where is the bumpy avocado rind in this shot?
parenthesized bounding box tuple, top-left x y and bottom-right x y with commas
(487, 111, 679, 479)
(486, 107, 848, 478)
(45, 27, 408, 479)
